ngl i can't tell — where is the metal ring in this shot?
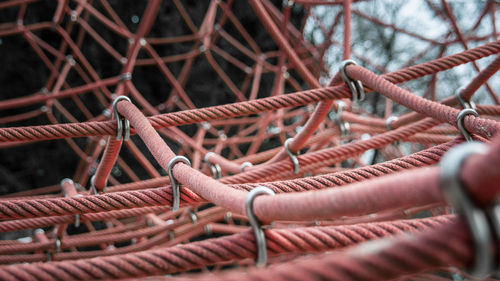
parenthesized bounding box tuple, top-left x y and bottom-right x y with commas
(340, 60, 365, 103)
(385, 116, 399, 131)
(204, 152, 222, 179)
(210, 164, 222, 179)
(456, 87, 476, 110)
(204, 224, 212, 235)
(440, 142, 491, 278)
(74, 194, 83, 227)
(188, 208, 198, 224)
(60, 178, 82, 227)
(284, 138, 299, 174)
(60, 178, 74, 192)
(203, 152, 215, 163)
(55, 238, 61, 253)
(112, 96, 131, 141)
(245, 186, 275, 267)
(240, 161, 253, 172)
(168, 156, 192, 212)
(334, 101, 350, 136)
(457, 108, 478, 142)
(89, 175, 99, 195)
(119, 72, 132, 81)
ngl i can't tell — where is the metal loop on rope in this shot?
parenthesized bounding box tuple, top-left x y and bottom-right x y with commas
(456, 87, 476, 110)
(73, 194, 83, 227)
(168, 156, 192, 212)
(119, 72, 132, 81)
(440, 142, 491, 278)
(385, 116, 399, 131)
(334, 101, 350, 136)
(340, 60, 365, 103)
(60, 178, 82, 227)
(457, 108, 478, 142)
(188, 208, 198, 224)
(112, 96, 131, 141)
(89, 175, 99, 195)
(55, 237, 61, 253)
(245, 186, 275, 267)
(240, 161, 253, 172)
(284, 138, 299, 174)
(204, 152, 222, 179)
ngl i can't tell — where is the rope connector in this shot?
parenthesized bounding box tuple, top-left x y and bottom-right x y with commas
(333, 100, 350, 136)
(168, 156, 192, 212)
(456, 87, 476, 110)
(112, 96, 132, 141)
(240, 161, 253, 172)
(60, 178, 82, 227)
(340, 60, 365, 103)
(457, 108, 478, 142)
(385, 116, 399, 131)
(245, 186, 275, 267)
(187, 208, 198, 224)
(440, 141, 491, 278)
(119, 72, 132, 81)
(284, 138, 300, 174)
(204, 152, 222, 179)
(89, 175, 99, 196)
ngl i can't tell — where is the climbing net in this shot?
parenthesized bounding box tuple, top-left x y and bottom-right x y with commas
(0, 0, 499, 280)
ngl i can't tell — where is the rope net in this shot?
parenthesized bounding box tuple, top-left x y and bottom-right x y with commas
(0, 0, 499, 280)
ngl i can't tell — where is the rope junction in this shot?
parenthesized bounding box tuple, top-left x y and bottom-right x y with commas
(0, 0, 499, 280)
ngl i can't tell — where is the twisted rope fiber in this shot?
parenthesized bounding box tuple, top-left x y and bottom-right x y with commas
(0, 128, 499, 226)
(0, 216, 453, 281)
(181, 218, 470, 281)
(98, 136, 457, 194)
(348, 65, 500, 138)
(0, 1, 498, 280)
(0, 186, 203, 220)
(382, 40, 500, 85)
(0, 207, 225, 258)
(0, 41, 497, 143)
(92, 137, 123, 192)
(0, 206, 169, 233)
(0, 144, 442, 221)
(222, 117, 440, 184)
(0, 85, 351, 142)
(0, 137, 457, 229)
(392, 54, 500, 129)
(0, 139, 456, 233)
(0, 135, 496, 223)
(230, 138, 458, 192)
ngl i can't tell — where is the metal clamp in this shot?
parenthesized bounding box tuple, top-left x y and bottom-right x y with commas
(457, 108, 478, 142)
(55, 237, 61, 253)
(204, 152, 222, 179)
(240, 161, 253, 172)
(168, 156, 192, 212)
(60, 178, 82, 227)
(89, 175, 99, 195)
(284, 138, 299, 174)
(245, 186, 275, 267)
(340, 60, 365, 103)
(112, 96, 132, 141)
(188, 208, 198, 224)
(385, 116, 399, 131)
(119, 72, 132, 81)
(440, 142, 491, 278)
(333, 101, 350, 136)
(456, 87, 476, 110)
